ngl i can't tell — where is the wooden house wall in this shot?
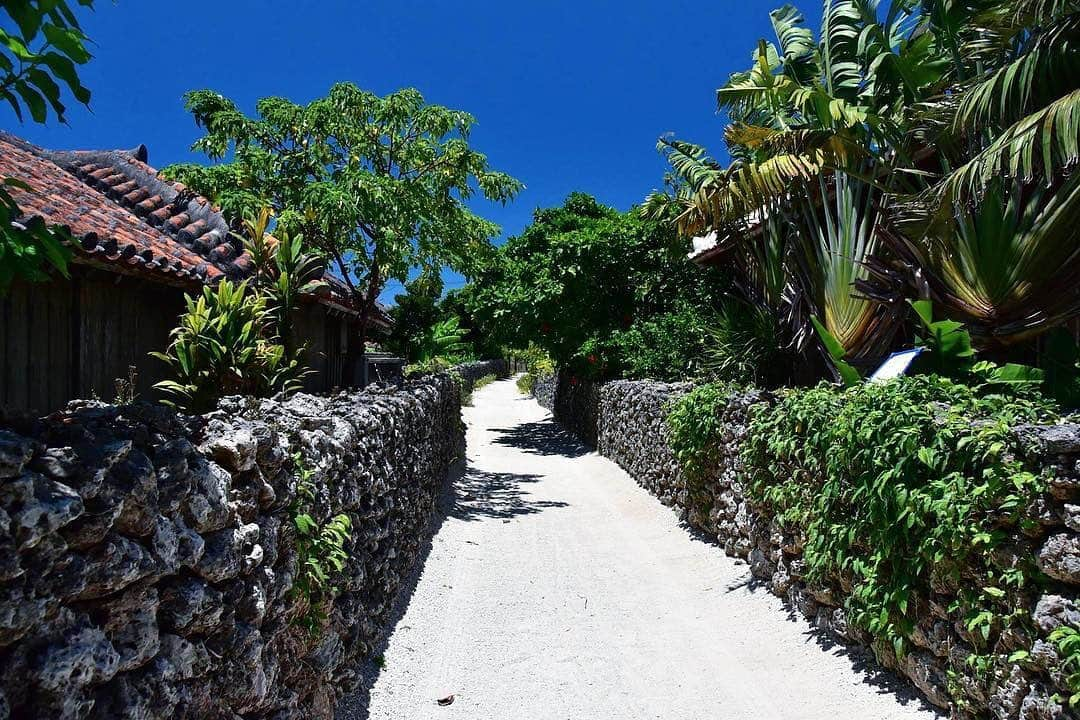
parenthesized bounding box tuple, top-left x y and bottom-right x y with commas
(1, 269, 183, 414)
(1, 269, 364, 416)
(293, 303, 361, 393)
(294, 303, 329, 394)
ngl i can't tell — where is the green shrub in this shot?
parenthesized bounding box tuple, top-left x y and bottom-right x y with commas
(611, 302, 714, 381)
(666, 383, 734, 516)
(701, 299, 785, 386)
(510, 344, 555, 395)
(289, 453, 352, 634)
(743, 375, 1054, 668)
(152, 280, 308, 413)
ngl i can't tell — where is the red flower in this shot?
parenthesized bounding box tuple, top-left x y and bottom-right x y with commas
(570, 376, 579, 386)
(541, 322, 552, 334)
(587, 354, 597, 364)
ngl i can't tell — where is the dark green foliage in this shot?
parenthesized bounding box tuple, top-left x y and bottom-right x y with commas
(386, 273, 446, 362)
(1, 0, 93, 124)
(702, 300, 788, 386)
(609, 301, 712, 381)
(743, 376, 1053, 670)
(1, 0, 94, 294)
(469, 192, 730, 380)
(0, 178, 70, 292)
(1043, 327, 1080, 408)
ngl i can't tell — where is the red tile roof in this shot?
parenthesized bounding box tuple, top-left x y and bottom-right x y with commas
(0, 131, 389, 326)
(0, 131, 251, 284)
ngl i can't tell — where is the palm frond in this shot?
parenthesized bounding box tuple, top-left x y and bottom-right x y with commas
(953, 13, 1080, 136)
(935, 88, 1080, 209)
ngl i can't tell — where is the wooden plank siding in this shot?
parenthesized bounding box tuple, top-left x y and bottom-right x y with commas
(1, 269, 364, 416)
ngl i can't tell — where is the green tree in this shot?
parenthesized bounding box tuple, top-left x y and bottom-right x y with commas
(1, 0, 95, 293)
(883, 0, 1080, 347)
(385, 271, 446, 362)
(653, 1, 944, 370)
(469, 192, 728, 377)
(164, 84, 522, 347)
(656, 0, 1080, 367)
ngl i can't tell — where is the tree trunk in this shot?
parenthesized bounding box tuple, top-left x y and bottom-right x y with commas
(357, 260, 382, 385)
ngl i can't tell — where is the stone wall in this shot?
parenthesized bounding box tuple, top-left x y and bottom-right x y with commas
(532, 372, 556, 412)
(0, 361, 504, 720)
(539, 374, 1080, 719)
(454, 359, 509, 388)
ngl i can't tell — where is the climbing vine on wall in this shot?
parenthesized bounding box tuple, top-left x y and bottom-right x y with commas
(741, 376, 1054, 687)
(290, 452, 353, 634)
(666, 382, 735, 517)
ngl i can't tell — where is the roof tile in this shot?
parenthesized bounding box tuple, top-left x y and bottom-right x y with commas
(0, 131, 388, 325)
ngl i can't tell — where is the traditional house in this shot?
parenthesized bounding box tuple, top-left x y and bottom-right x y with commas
(0, 131, 391, 414)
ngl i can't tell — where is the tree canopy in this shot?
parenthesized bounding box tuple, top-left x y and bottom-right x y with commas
(164, 83, 523, 341)
(468, 192, 728, 378)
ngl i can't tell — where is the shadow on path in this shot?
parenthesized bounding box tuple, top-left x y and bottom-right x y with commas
(451, 467, 568, 521)
(490, 419, 590, 458)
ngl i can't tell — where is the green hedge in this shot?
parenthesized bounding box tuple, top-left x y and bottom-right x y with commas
(667, 374, 1068, 705)
(743, 377, 1053, 674)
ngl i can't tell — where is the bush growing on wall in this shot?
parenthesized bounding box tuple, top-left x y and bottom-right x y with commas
(666, 382, 734, 516)
(742, 376, 1055, 687)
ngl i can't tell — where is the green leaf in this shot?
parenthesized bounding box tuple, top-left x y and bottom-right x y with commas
(41, 23, 91, 64)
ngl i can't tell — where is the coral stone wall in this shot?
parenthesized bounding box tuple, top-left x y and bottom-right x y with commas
(532, 373, 556, 412)
(454, 359, 509, 387)
(538, 373, 1080, 719)
(0, 362, 503, 720)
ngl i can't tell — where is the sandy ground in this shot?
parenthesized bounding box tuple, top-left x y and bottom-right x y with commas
(337, 377, 942, 720)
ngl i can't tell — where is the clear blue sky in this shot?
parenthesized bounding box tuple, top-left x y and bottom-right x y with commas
(5, 0, 813, 302)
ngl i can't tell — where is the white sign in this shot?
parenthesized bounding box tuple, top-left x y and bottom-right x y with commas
(868, 348, 923, 383)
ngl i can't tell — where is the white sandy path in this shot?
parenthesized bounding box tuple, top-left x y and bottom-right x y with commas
(338, 377, 941, 720)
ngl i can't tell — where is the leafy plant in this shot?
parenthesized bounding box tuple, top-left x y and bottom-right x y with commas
(0, 178, 70, 293)
(1, 0, 95, 294)
(700, 299, 785, 386)
(743, 376, 1053, 673)
(909, 299, 976, 378)
(112, 365, 138, 405)
(239, 206, 327, 356)
(1, 0, 93, 124)
(612, 301, 719, 382)
(511, 344, 555, 395)
(414, 316, 472, 366)
(1050, 625, 1080, 708)
(666, 382, 736, 518)
(655, 1, 928, 363)
(811, 315, 861, 387)
(151, 280, 309, 413)
(289, 452, 352, 634)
